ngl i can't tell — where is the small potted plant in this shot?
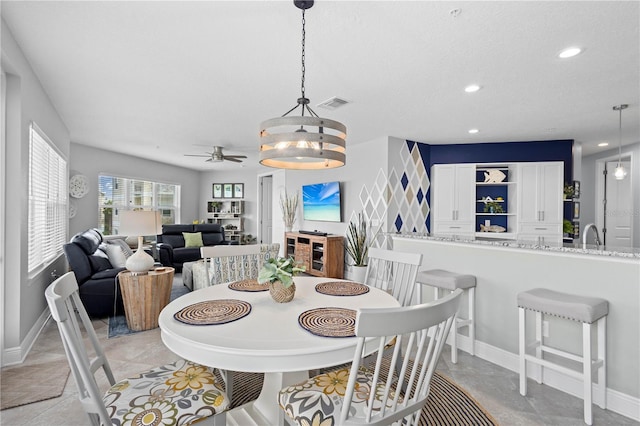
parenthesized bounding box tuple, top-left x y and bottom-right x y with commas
(345, 213, 369, 282)
(563, 219, 574, 237)
(483, 201, 504, 214)
(258, 256, 305, 303)
(563, 184, 575, 200)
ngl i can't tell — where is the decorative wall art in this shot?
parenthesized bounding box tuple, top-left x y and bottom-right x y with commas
(69, 174, 89, 198)
(212, 183, 245, 199)
(223, 184, 233, 198)
(213, 183, 223, 198)
(233, 183, 244, 199)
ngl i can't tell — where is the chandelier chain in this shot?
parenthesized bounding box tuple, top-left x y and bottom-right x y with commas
(300, 8, 306, 113)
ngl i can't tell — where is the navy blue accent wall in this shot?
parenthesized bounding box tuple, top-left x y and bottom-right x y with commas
(403, 139, 573, 232)
(430, 140, 573, 183)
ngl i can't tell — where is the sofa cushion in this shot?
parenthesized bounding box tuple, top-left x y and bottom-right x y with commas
(92, 267, 126, 280)
(173, 247, 202, 265)
(70, 228, 103, 255)
(194, 224, 225, 246)
(183, 232, 204, 248)
(162, 224, 194, 235)
(89, 252, 112, 273)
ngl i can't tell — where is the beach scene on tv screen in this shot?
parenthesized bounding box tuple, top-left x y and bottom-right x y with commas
(303, 181, 341, 222)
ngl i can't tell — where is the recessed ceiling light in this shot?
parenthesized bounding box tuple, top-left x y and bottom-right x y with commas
(558, 47, 582, 58)
(464, 84, 481, 93)
(598, 142, 609, 147)
(468, 129, 479, 134)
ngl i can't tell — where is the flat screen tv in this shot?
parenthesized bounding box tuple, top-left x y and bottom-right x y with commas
(302, 181, 342, 222)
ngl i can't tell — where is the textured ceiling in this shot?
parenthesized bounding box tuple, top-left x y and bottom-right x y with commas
(2, 1, 639, 171)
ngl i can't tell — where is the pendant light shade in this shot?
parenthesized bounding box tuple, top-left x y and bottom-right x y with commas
(259, 0, 347, 169)
(613, 104, 628, 180)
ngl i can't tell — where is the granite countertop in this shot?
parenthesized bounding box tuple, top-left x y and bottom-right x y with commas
(390, 233, 640, 259)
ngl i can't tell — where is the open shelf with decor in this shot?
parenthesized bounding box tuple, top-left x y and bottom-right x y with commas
(207, 200, 244, 243)
(474, 164, 518, 239)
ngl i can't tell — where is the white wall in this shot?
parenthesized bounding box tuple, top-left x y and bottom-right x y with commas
(1, 20, 70, 364)
(581, 141, 640, 246)
(199, 166, 265, 241)
(282, 136, 389, 237)
(69, 143, 201, 236)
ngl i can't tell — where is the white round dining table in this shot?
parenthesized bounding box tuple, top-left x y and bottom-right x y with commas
(158, 276, 400, 425)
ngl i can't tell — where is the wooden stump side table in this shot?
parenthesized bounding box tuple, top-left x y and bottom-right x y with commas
(118, 267, 174, 331)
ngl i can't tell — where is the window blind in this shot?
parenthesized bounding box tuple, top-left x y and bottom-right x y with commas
(28, 123, 67, 272)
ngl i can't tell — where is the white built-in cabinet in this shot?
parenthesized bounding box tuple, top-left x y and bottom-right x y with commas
(517, 162, 563, 245)
(431, 164, 475, 237)
(431, 161, 564, 243)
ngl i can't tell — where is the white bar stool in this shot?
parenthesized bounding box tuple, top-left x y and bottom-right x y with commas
(416, 269, 476, 363)
(517, 288, 608, 425)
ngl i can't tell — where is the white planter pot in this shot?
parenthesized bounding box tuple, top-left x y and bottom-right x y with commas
(350, 265, 367, 283)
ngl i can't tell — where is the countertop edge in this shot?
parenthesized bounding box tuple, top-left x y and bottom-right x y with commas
(390, 234, 640, 261)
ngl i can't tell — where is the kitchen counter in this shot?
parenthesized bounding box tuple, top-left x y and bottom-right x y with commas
(392, 234, 640, 419)
(387, 232, 640, 259)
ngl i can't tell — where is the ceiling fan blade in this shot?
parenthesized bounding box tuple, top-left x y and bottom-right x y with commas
(224, 155, 248, 159)
(184, 154, 212, 157)
(224, 157, 243, 163)
(206, 158, 212, 162)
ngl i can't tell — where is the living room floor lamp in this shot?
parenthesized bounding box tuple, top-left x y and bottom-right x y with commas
(259, 0, 347, 170)
(119, 210, 162, 275)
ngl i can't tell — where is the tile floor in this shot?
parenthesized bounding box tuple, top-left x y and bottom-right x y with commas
(1, 302, 638, 425)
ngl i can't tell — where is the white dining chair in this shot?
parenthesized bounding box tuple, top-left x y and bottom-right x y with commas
(45, 272, 230, 426)
(364, 248, 423, 307)
(279, 288, 463, 425)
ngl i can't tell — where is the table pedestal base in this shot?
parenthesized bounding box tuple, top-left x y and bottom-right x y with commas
(228, 371, 309, 425)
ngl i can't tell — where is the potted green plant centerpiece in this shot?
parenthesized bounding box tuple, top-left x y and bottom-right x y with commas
(258, 256, 305, 303)
(345, 213, 369, 283)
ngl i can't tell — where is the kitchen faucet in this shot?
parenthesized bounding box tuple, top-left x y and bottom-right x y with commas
(582, 223, 601, 249)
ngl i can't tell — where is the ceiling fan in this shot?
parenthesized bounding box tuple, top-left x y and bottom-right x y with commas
(184, 146, 247, 163)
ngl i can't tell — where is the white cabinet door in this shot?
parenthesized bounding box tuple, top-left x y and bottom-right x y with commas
(431, 164, 474, 236)
(517, 162, 563, 237)
(539, 162, 563, 223)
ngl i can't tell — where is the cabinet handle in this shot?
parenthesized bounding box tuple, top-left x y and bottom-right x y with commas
(541, 211, 544, 221)
(452, 211, 455, 220)
(450, 226, 461, 229)
(534, 228, 547, 230)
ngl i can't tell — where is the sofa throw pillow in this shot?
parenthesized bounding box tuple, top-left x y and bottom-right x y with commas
(183, 232, 204, 248)
(104, 236, 134, 258)
(104, 243, 127, 268)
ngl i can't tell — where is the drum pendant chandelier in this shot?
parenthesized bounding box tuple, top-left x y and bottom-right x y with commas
(259, 0, 346, 169)
(612, 104, 628, 180)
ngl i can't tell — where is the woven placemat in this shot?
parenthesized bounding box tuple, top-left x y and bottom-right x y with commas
(174, 299, 251, 325)
(315, 281, 369, 296)
(298, 307, 357, 337)
(228, 279, 269, 292)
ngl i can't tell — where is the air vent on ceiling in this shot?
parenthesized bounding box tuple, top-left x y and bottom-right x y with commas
(317, 96, 349, 110)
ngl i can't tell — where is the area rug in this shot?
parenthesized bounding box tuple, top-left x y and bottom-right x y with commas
(0, 360, 70, 410)
(108, 279, 190, 338)
(218, 370, 498, 425)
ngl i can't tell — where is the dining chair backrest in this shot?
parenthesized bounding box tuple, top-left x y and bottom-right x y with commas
(45, 272, 117, 425)
(364, 247, 423, 306)
(341, 288, 463, 425)
(47, 272, 231, 425)
(200, 243, 280, 287)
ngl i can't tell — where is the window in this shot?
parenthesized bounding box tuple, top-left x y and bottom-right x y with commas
(98, 175, 180, 235)
(28, 123, 67, 273)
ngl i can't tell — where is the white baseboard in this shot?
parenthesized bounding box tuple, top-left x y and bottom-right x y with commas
(454, 335, 640, 422)
(1, 308, 50, 367)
